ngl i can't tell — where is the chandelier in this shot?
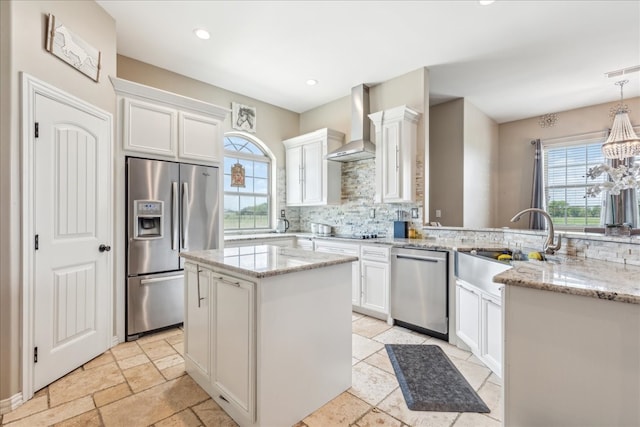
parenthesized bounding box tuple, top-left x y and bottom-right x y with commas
(601, 80, 640, 160)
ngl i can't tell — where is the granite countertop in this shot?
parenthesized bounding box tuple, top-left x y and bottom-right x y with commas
(222, 233, 640, 303)
(493, 257, 640, 305)
(224, 233, 296, 241)
(180, 244, 358, 279)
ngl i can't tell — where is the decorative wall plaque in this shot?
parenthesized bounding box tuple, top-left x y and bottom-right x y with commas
(230, 162, 246, 188)
(538, 113, 558, 128)
(232, 102, 257, 133)
(46, 14, 102, 82)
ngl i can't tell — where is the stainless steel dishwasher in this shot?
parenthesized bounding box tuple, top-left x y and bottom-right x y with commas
(390, 247, 448, 340)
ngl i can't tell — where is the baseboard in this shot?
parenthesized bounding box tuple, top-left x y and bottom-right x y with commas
(0, 393, 23, 415)
(111, 335, 120, 348)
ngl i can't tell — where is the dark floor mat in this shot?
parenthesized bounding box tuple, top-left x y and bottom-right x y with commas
(385, 344, 490, 413)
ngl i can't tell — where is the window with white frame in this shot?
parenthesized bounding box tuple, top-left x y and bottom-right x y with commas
(543, 138, 607, 228)
(223, 133, 273, 231)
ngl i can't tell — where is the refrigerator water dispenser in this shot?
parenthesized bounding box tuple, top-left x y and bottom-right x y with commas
(134, 200, 163, 239)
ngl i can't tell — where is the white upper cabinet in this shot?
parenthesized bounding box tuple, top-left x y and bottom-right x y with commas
(369, 106, 421, 203)
(111, 77, 229, 164)
(178, 111, 224, 163)
(123, 97, 177, 156)
(282, 128, 344, 206)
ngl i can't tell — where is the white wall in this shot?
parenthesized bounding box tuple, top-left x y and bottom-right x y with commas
(463, 99, 499, 228)
(429, 99, 464, 226)
(498, 97, 640, 228)
(1, 0, 117, 402)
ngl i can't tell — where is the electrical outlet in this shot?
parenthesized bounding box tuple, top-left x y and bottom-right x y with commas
(435, 209, 442, 218)
(369, 208, 375, 219)
(411, 208, 419, 218)
(280, 209, 286, 218)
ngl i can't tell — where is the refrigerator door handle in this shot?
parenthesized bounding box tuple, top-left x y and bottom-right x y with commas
(140, 274, 184, 285)
(182, 182, 189, 250)
(171, 182, 178, 251)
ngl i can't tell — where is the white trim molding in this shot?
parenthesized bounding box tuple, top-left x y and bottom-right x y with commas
(0, 393, 23, 415)
(20, 72, 114, 402)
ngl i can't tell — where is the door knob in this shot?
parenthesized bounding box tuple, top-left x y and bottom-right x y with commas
(99, 244, 111, 252)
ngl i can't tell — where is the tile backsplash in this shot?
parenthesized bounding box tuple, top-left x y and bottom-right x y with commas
(422, 226, 640, 265)
(281, 157, 424, 237)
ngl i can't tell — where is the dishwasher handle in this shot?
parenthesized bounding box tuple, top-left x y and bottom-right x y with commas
(394, 254, 443, 263)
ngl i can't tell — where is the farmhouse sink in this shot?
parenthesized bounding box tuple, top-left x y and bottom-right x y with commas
(468, 249, 558, 264)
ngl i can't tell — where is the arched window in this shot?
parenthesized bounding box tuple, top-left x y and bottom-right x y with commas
(223, 132, 274, 231)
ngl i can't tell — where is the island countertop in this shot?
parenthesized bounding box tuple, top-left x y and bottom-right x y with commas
(492, 256, 640, 304)
(180, 244, 358, 279)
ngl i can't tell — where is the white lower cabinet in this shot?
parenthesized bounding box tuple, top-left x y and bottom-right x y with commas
(314, 241, 390, 319)
(211, 272, 255, 423)
(184, 258, 352, 426)
(455, 278, 502, 377)
(455, 280, 481, 354)
(184, 262, 256, 425)
(481, 292, 502, 375)
(359, 245, 390, 316)
(295, 237, 314, 251)
(184, 263, 211, 380)
(314, 240, 361, 306)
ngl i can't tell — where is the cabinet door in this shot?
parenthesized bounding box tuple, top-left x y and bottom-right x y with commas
(302, 140, 323, 204)
(178, 111, 222, 163)
(212, 273, 255, 422)
(285, 145, 303, 206)
(481, 293, 502, 376)
(123, 97, 176, 156)
(360, 259, 389, 314)
(184, 263, 211, 380)
(314, 242, 360, 305)
(456, 280, 481, 354)
(295, 238, 314, 251)
(381, 121, 401, 201)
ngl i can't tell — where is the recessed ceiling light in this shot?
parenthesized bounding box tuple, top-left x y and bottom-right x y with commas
(194, 28, 210, 40)
(479, 0, 495, 5)
(306, 79, 318, 86)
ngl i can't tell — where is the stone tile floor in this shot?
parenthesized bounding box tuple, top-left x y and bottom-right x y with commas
(0, 313, 502, 426)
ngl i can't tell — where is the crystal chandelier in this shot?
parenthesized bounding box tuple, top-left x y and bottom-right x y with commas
(601, 80, 640, 160)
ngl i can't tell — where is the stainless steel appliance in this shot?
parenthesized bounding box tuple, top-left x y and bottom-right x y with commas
(126, 157, 219, 340)
(390, 247, 448, 340)
(325, 84, 376, 162)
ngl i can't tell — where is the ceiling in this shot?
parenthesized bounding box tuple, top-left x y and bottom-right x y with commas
(97, 0, 640, 124)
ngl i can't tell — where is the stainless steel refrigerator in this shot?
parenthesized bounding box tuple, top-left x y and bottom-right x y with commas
(126, 157, 219, 340)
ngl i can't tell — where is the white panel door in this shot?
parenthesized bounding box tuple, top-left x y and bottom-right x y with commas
(33, 92, 111, 391)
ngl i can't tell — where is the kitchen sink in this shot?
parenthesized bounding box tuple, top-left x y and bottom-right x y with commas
(467, 249, 557, 264)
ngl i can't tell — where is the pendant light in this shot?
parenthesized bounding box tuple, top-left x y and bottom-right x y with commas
(601, 79, 640, 160)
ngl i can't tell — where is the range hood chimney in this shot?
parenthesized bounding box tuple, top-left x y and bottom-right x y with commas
(326, 84, 376, 162)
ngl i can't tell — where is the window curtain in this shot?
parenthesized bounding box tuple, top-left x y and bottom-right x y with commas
(529, 139, 545, 229)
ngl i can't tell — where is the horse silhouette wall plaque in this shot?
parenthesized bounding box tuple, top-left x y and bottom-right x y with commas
(46, 14, 102, 82)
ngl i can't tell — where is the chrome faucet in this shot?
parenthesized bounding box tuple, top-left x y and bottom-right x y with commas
(510, 208, 562, 254)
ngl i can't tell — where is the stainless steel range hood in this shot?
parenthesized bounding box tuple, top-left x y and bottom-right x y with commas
(326, 84, 376, 162)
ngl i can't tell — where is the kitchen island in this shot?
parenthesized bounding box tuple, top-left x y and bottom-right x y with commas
(180, 245, 357, 427)
(494, 258, 640, 427)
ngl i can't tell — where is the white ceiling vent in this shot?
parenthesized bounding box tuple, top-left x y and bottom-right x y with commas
(605, 65, 640, 79)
